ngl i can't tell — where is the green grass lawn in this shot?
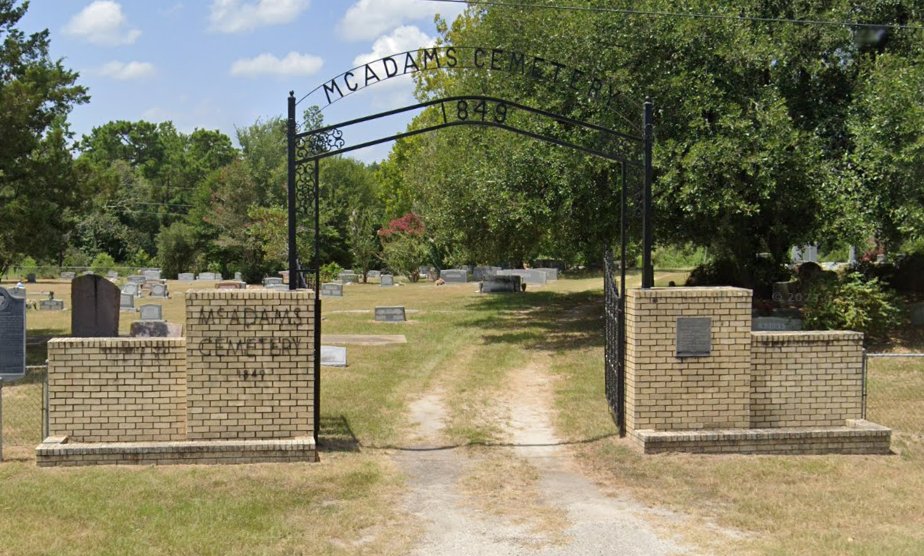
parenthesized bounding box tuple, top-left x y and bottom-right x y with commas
(1, 272, 923, 554)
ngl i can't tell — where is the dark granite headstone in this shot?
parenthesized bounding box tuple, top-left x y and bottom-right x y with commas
(26, 273, 36, 283)
(481, 275, 522, 293)
(0, 287, 26, 380)
(71, 274, 120, 337)
(375, 306, 406, 322)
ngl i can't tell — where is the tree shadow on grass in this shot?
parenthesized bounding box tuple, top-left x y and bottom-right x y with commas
(459, 288, 605, 352)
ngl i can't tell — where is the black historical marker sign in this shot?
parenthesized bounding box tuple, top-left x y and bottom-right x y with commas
(676, 317, 711, 358)
(0, 287, 26, 380)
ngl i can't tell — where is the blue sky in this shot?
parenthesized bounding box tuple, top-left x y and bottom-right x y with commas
(21, 0, 466, 162)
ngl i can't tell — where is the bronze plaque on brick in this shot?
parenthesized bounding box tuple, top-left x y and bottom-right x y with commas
(676, 317, 711, 357)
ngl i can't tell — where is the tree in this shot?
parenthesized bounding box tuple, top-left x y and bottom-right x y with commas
(156, 222, 198, 278)
(348, 207, 381, 282)
(396, 1, 924, 277)
(379, 213, 429, 281)
(0, 0, 88, 275)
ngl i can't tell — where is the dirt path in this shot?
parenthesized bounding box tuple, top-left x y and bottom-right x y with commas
(394, 356, 691, 555)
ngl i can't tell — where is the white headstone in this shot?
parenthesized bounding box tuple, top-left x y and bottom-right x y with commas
(120, 293, 135, 311)
(380, 274, 394, 287)
(320, 345, 347, 367)
(178, 272, 195, 281)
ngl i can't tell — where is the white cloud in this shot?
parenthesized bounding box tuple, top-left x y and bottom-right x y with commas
(99, 60, 156, 80)
(63, 1, 141, 46)
(230, 51, 323, 77)
(339, 0, 462, 41)
(353, 25, 433, 66)
(209, 0, 309, 33)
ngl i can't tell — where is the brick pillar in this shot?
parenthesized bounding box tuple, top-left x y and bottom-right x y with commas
(185, 290, 315, 440)
(625, 287, 752, 434)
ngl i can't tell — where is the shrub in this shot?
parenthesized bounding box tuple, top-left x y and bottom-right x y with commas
(685, 257, 789, 299)
(90, 252, 116, 275)
(156, 222, 198, 278)
(802, 273, 902, 340)
(320, 262, 343, 283)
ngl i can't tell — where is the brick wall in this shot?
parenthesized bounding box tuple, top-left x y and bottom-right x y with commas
(751, 331, 864, 427)
(185, 290, 314, 440)
(625, 287, 753, 432)
(47, 338, 186, 442)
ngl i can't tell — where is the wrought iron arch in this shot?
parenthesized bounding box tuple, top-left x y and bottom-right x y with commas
(287, 84, 654, 443)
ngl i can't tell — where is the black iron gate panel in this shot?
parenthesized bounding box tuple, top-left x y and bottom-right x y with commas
(604, 249, 626, 436)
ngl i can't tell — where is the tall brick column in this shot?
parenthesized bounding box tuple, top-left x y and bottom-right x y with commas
(185, 290, 315, 440)
(625, 287, 752, 433)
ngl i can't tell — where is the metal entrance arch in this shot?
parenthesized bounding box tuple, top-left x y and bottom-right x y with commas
(287, 90, 653, 443)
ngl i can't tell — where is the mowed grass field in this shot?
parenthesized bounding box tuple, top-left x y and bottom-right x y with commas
(1, 274, 923, 554)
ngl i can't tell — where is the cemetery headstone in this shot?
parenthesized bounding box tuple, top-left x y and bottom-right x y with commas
(375, 306, 407, 322)
(127, 275, 145, 285)
(320, 283, 343, 297)
(320, 346, 348, 367)
(216, 281, 245, 290)
(440, 269, 468, 283)
(139, 304, 163, 321)
(149, 283, 168, 298)
(263, 277, 283, 287)
(481, 275, 522, 293)
(366, 270, 381, 281)
(0, 287, 26, 380)
(910, 302, 924, 327)
(39, 299, 64, 311)
(106, 271, 119, 280)
(234, 272, 242, 281)
(266, 283, 289, 291)
(60, 271, 76, 280)
(71, 274, 120, 337)
(120, 293, 135, 312)
(122, 283, 139, 297)
(26, 273, 36, 283)
(380, 274, 395, 287)
(338, 272, 359, 284)
(142, 269, 162, 281)
(177, 272, 195, 281)
(752, 317, 803, 332)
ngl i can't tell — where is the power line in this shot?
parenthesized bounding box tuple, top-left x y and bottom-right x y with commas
(428, 0, 924, 31)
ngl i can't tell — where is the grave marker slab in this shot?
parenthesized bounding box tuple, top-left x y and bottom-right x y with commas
(122, 283, 139, 297)
(60, 271, 76, 280)
(234, 272, 242, 281)
(26, 273, 36, 283)
(149, 283, 168, 298)
(320, 283, 343, 297)
(366, 270, 381, 281)
(143, 269, 162, 281)
(127, 275, 145, 285)
(375, 306, 406, 322)
(39, 299, 64, 311)
(266, 283, 289, 291)
(139, 304, 163, 321)
(338, 272, 359, 284)
(321, 346, 347, 367)
(481, 275, 522, 293)
(676, 317, 712, 357)
(440, 269, 468, 283)
(263, 277, 283, 287)
(71, 274, 120, 337)
(0, 287, 26, 380)
(752, 317, 803, 332)
(120, 293, 135, 312)
(178, 273, 195, 281)
(380, 274, 394, 287)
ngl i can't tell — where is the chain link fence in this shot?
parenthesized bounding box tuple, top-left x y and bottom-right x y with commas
(0, 366, 47, 462)
(865, 353, 924, 439)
